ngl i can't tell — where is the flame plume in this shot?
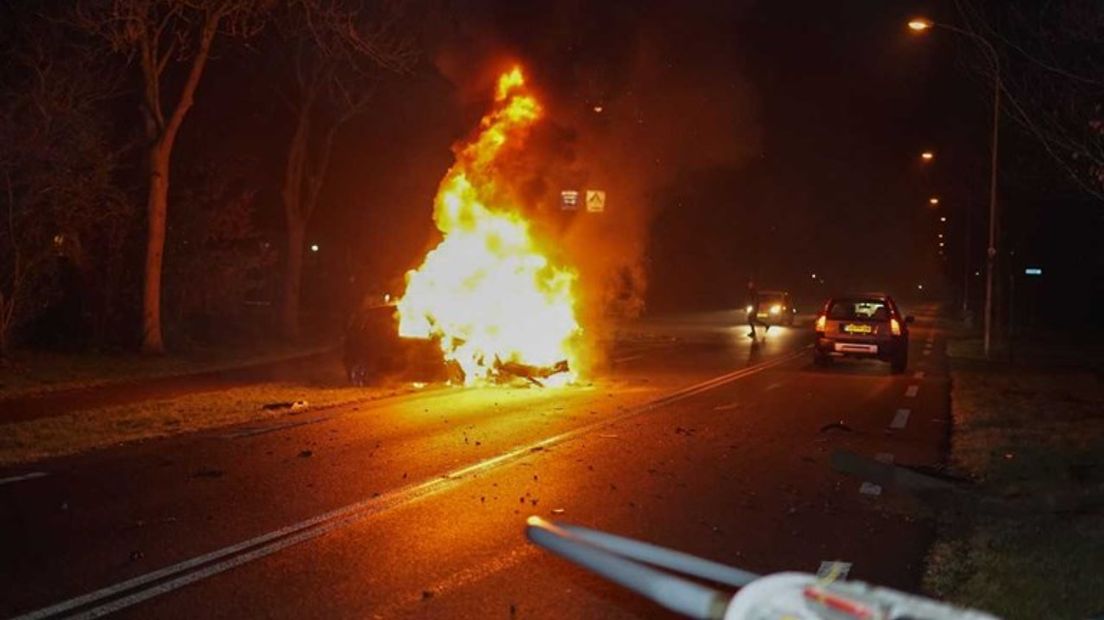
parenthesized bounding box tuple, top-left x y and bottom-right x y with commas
(397, 67, 581, 386)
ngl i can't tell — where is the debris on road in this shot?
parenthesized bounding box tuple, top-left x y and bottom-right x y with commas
(261, 400, 309, 411)
(818, 420, 853, 433)
(192, 467, 224, 478)
(859, 482, 883, 496)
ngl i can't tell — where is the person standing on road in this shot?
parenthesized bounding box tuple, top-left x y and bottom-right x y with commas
(746, 279, 759, 339)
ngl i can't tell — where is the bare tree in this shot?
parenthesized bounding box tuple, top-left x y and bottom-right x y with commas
(273, 0, 414, 339)
(75, 0, 268, 353)
(0, 8, 127, 356)
(956, 0, 1104, 201)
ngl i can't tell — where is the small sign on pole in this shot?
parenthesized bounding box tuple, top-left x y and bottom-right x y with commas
(585, 190, 606, 213)
(560, 190, 579, 211)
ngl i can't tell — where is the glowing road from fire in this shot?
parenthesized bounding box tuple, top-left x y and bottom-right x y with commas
(1, 307, 949, 619)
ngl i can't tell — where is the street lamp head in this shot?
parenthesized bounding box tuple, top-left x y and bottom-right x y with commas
(908, 18, 933, 32)
(921, 151, 934, 161)
(929, 197, 939, 205)
(940, 216, 947, 222)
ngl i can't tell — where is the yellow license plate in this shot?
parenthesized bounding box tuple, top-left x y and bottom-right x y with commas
(844, 323, 872, 334)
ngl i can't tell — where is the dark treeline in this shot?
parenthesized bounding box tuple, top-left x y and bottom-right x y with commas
(0, 0, 420, 357)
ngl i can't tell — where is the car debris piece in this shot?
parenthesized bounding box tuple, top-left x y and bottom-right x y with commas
(818, 420, 853, 433)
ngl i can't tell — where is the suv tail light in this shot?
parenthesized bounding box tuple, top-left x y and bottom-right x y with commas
(890, 317, 902, 336)
(815, 315, 827, 333)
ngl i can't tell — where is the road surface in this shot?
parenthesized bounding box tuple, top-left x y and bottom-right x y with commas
(1, 305, 949, 618)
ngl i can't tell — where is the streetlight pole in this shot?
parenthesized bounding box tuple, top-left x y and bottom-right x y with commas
(909, 18, 1000, 358)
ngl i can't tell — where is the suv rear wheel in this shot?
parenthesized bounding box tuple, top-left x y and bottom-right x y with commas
(890, 349, 907, 374)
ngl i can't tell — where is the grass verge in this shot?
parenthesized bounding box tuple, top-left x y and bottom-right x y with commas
(924, 350, 1104, 619)
(0, 382, 409, 466)
(0, 343, 334, 398)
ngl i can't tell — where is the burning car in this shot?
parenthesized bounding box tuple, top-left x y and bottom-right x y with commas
(393, 67, 581, 387)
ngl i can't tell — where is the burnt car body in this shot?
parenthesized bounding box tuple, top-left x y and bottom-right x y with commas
(343, 301, 404, 385)
(813, 293, 912, 373)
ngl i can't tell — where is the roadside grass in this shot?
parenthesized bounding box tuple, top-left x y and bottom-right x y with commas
(0, 342, 334, 398)
(924, 350, 1104, 619)
(0, 382, 408, 466)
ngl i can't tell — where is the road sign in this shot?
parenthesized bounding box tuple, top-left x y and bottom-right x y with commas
(560, 190, 579, 210)
(1024, 267, 1042, 276)
(586, 190, 605, 213)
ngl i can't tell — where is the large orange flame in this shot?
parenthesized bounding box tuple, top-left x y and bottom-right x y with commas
(396, 67, 581, 386)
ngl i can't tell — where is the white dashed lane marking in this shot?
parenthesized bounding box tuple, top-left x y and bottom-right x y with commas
(905, 385, 920, 398)
(913, 371, 925, 379)
(817, 561, 852, 580)
(890, 408, 911, 429)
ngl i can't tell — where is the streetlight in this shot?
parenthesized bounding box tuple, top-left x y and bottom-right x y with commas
(940, 216, 947, 223)
(310, 244, 320, 253)
(929, 197, 940, 205)
(910, 16, 1001, 359)
(920, 151, 935, 161)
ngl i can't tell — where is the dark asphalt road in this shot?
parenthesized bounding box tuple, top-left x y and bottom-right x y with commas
(1, 305, 949, 619)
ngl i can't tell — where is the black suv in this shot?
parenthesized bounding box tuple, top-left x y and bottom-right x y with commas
(813, 294, 912, 373)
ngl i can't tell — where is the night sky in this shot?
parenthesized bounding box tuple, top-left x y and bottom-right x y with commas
(286, 0, 1098, 318)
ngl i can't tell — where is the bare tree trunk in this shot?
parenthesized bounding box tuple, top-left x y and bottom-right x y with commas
(281, 217, 305, 339)
(142, 142, 170, 353)
(280, 104, 310, 340)
(137, 14, 218, 354)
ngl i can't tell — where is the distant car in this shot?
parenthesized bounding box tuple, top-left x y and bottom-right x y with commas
(747, 290, 796, 326)
(813, 293, 912, 373)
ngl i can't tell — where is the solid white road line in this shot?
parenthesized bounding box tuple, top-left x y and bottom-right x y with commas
(905, 385, 919, 398)
(0, 471, 48, 486)
(14, 349, 807, 620)
(890, 409, 911, 429)
(913, 371, 925, 380)
(713, 403, 741, 411)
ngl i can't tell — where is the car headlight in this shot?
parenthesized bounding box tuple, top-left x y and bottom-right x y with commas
(769, 304, 781, 315)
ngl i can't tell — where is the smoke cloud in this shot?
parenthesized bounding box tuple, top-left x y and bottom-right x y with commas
(427, 0, 761, 369)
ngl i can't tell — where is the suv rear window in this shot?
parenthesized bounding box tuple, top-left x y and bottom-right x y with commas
(827, 299, 890, 321)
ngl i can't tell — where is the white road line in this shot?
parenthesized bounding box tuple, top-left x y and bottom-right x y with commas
(913, 371, 925, 379)
(859, 482, 882, 496)
(816, 561, 852, 580)
(923, 350, 931, 356)
(890, 408, 911, 429)
(0, 471, 48, 486)
(222, 418, 321, 439)
(14, 349, 806, 620)
(875, 453, 895, 464)
(713, 403, 741, 411)
(613, 354, 644, 364)
(905, 385, 920, 398)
